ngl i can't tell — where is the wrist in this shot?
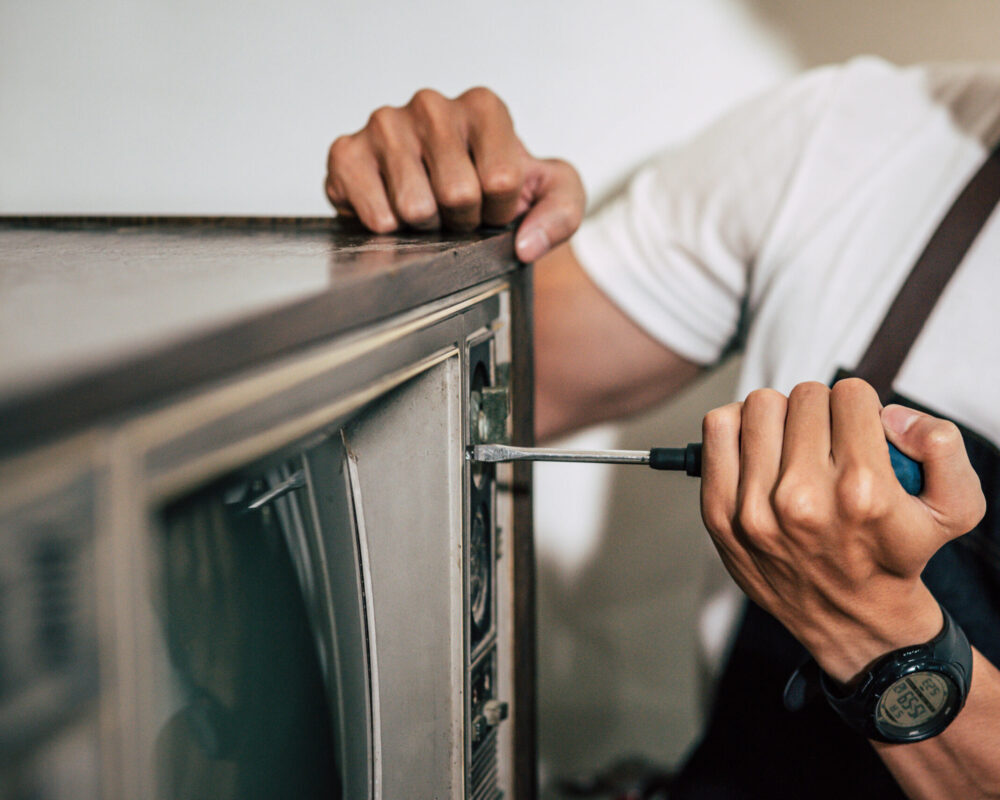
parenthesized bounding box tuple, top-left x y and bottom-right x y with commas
(785, 601, 973, 744)
(809, 586, 944, 685)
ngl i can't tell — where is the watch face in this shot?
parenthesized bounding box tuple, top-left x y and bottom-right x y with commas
(875, 671, 956, 739)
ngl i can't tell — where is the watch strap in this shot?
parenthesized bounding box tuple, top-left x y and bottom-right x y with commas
(783, 604, 973, 742)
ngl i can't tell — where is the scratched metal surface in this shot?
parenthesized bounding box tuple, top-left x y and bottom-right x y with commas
(0, 217, 519, 453)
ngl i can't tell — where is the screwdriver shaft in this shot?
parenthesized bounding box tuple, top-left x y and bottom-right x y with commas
(471, 443, 652, 465)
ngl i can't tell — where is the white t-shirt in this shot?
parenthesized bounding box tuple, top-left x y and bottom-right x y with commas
(573, 56, 1000, 445)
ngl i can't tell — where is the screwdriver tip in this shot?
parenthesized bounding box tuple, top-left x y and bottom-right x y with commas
(469, 444, 509, 462)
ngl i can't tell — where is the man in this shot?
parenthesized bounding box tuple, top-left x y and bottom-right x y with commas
(325, 58, 1000, 798)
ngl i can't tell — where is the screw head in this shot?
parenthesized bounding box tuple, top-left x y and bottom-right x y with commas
(483, 699, 509, 726)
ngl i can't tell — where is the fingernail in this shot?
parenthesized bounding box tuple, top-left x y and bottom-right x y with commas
(515, 227, 550, 262)
(883, 404, 920, 435)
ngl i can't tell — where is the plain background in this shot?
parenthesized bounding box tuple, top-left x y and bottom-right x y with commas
(4, 0, 1000, 791)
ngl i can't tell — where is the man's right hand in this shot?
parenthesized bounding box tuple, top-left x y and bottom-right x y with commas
(325, 87, 585, 263)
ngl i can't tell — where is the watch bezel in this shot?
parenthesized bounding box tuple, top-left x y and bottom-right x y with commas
(868, 661, 963, 742)
(818, 605, 973, 744)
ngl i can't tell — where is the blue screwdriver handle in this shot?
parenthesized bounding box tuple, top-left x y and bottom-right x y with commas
(654, 443, 923, 495)
(888, 442, 924, 495)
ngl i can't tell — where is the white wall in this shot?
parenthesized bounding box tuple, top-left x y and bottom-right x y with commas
(6, 0, 999, 793)
(0, 0, 792, 214)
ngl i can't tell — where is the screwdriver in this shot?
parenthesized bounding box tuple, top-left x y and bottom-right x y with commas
(469, 442, 923, 495)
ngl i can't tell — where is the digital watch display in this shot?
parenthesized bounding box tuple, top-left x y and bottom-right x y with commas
(874, 670, 960, 740)
(819, 605, 973, 744)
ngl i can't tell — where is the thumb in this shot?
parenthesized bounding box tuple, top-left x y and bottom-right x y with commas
(882, 404, 986, 535)
(514, 158, 586, 262)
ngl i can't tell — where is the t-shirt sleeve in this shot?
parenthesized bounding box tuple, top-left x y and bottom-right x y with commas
(570, 65, 842, 366)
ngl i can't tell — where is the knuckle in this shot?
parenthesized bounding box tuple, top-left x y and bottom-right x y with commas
(743, 387, 787, 410)
(328, 134, 357, 167)
(742, 388, 787, 424)
(834, 466, 888, 521)
(481, 164, 522, 197)
(788, 380, 829, 403)
(562, 200, 586, 233)
(949, 480, 987, 534)
(547, 158, 587, 202)
(832, 376, 877, 401)
(544, 202, 579, 241)
(437, 180, 480, 210)
(396, 194, 437, 225)
(736, 500, 774, 542)
(408, 88, 453, 133)
(703, 404, 741, 439)
(549, 157, 582, 181)
(367, 215, 399, 234)
(924, 419, 964, 454)
(324, 177, 342, 205)
(409, 87, 446, 111)
(460, 86, 505, 114)
(700, 500, 732, 537)
(367, 105, 401, 139)
(967, 490, 988, 530)
(773, 479, 829, 528)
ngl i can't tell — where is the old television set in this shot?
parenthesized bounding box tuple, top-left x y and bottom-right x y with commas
(0, 219, 535, 799)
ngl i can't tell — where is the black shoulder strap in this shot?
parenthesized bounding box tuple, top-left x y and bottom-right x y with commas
(852, 144, 1000, 402)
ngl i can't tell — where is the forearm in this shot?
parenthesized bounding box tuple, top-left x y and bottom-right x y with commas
(533, 242, 700, 440)
(875, 648, 1000, 799)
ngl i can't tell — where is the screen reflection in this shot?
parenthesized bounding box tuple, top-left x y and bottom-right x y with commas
(155, 471, 339, 800)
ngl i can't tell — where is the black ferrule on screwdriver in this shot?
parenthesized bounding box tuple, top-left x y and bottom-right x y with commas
(648, 443, 703, 476)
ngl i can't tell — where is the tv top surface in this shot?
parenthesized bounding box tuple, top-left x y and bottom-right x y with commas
(0, 216, 519, 453)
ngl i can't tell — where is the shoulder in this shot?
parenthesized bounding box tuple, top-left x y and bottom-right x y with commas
(632, 57, 1000, 208)
(750, 58, 1000, 263)
(918, 60, 1000, 143)
(721, 57, 1000, 161)
(708, 57, 1000, 159)
(817, 57, 1000, 140)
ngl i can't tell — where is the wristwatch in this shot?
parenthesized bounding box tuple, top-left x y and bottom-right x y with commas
(784, 604, 973, 743)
